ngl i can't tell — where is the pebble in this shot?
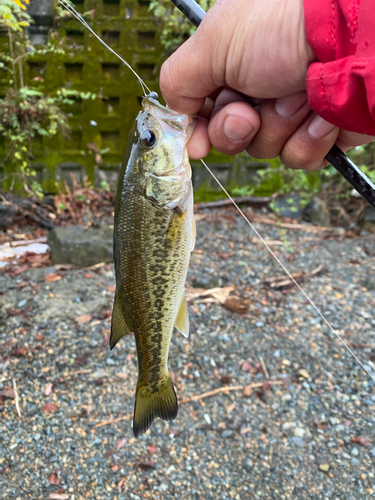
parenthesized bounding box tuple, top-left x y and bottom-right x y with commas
(17, 299, 27, 308)
(351, 447, 359, 457)
(1, 209, 375, 499)
(319, 464, 330, 472)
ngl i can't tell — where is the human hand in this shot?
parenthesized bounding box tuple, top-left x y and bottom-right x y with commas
(160, 0, 375, 169)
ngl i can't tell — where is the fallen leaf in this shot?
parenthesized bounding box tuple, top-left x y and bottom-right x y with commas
(220, 375, 231, 385)
(110, 464, 119, 472)
(7, 309, 22, 316)
(75, 314, 92, 324)
(118, 477, 126, 490)
(243, 385, 252, 397)
(42, 403, 58, 413)
(0, 388, 15, 399)
(351, 436, 371, 447)
(137, 460, 156, 470)
(241, 361, 251, 372)
(147, 445, 157, 454)
(48, 472, 60, 485)
(10, 346, 28, 357)
(116, 438, 127, 450)
(227, 403, 235, 414)
(107, 285, 116, 293)
(44, 383, 53, 396)
(44, 273, 62, 282)
(223, 297, 249, 314)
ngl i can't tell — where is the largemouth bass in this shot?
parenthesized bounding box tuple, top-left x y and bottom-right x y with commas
(110, 92, 196, 437)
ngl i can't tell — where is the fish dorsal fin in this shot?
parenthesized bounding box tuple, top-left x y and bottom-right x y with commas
(110, 289, 133, 349)
(174, 294, 189, 338)
(191, 215, 196, 252)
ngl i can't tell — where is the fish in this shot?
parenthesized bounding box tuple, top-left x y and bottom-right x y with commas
(110, 92, 196, 437)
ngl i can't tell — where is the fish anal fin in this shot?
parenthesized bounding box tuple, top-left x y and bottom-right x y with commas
(110, 289, 132, 350)
(191, 215, 196, 252)
(133, 375, 178, 438)
(174, 294, 189, 338)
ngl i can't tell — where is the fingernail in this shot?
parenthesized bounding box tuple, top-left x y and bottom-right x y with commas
(275, 91, 307, 117)
(223, 115, 254, 141)
(308, 115, 337, 139)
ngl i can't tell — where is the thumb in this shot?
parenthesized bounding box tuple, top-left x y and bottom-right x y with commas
(160, 12, 226, 115)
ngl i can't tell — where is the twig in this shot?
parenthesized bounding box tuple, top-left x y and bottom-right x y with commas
(196, 195, 276, 209)
(259, 357, 269, 379)
(93, 380, 283, 428)
(13, 378, 21, 418)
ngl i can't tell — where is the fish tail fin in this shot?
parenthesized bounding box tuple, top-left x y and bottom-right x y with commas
(133, 375, 178, 437)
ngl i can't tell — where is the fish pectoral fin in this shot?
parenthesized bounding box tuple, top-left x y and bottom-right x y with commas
(110, 289, 133, 350)
(174, 294, 189, 338)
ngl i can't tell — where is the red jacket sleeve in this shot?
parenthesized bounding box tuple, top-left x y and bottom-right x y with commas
(304, 0, 375, 135)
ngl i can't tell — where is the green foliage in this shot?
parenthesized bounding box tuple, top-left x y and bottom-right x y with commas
(149, 0, 216, 50)
(0, 1, 96, 197)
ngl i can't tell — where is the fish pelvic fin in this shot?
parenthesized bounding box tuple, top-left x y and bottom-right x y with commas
(174, 293, 189, 338)
(133, 375, 178, 438)
(110, 288, 132, 350)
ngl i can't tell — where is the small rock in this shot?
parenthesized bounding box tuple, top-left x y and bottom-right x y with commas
(303, 197, 331, 227)
(282, 359, 291, 366)
(222, 430, 234, 438)
(160, 483, 169, 491)
(298, 369, 310, 379)
(319, 464, 330, 472)
(330, 417, 340, 426)
(271, 193, 303, 219)
(17, 299, 27, 308)
(351, 458, 360, 467)
(292, 437, 305, 447)
(48, 225, 113, 267)
(351, 447, 359, 457)
(106, 357, 116, 365)
(295, 427, 306, 438)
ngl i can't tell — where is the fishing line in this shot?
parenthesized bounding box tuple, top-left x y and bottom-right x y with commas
(56, 0, 374, 382)
(57, 0, 151, 96)
(201, 159, 375, 383)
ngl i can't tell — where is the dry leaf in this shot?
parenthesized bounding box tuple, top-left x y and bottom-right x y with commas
(138, 460, 156, 470)
(7, 309, 22, 316)
(110, 464, 119, 472)
(75, 314, 92, 324)
(0, 388, 15, 399)
(116, 438, 127, 450)
(351, 436, 371, 447)
(243, 385, 253, 397)
(118, 477, 126, 490)
(147, 445, 157, 454)
(48, 472, 60, 485)
(44, 273, 62, 282)
(44, 383, 53, 396)
(223, 297, 249, 314)
(42, 403, 58, 413)
(227, 403, 235, 414)
(241, 361, 251, 372)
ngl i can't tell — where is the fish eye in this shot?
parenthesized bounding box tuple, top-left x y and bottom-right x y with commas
(141, 130, 157, 148)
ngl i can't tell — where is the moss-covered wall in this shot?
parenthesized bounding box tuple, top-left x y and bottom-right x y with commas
(0, 0, 271, 197)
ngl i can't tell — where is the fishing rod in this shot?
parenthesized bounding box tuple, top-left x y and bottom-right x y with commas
(170, 0, 375, 211)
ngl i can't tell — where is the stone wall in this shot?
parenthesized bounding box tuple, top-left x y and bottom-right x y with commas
(0, 0, 271, 197)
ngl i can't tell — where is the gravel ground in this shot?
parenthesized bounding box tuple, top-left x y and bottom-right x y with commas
(1, 208, 375, 500)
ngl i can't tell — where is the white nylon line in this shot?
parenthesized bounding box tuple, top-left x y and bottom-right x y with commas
(201, 159, 375, 382)
(57, 0, 151, 96)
